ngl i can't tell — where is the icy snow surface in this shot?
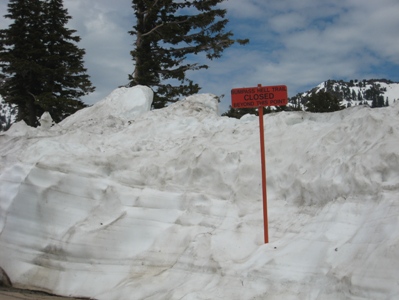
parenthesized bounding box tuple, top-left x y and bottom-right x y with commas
(1, 85, 399, 299)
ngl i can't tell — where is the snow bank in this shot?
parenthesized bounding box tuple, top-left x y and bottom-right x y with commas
(60, 85, 153, 129)
(1, 86, 399, 299)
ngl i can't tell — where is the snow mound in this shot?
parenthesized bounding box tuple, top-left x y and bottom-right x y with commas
(0, 88, 399, 299)
(60, 85, 153, 129)
(2, 120, 33, 137)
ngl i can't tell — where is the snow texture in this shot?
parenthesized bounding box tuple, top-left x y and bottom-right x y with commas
(1, 85, 399, 299)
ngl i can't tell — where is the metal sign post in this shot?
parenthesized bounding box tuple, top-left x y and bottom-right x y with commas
(231, 84, 288, 244)
(258, 105, 268, 243)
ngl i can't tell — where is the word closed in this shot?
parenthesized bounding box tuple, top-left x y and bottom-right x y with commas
(231, 85, 288, 108)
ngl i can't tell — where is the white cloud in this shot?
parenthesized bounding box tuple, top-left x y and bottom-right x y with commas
(63, 0, 134, 104)
(220, 0, 268, 19)
(269, 13, 308, 33)
(240, 1, 399, 86)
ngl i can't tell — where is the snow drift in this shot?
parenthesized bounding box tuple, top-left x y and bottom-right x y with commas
(0, 86, 399, 299)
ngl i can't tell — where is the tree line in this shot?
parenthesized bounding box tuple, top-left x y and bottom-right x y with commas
(0, 0, 248, 127)
(223, 91, 344, 118)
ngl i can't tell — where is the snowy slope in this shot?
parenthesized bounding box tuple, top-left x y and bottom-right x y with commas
(1, 86, 399, 299)
(378, 81, 399, 102)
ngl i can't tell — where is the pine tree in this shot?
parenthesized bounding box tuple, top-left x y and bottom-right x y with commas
(39, 0, 94, 123)
(0, 0, 45, 126)
(305, 91, 344, 113)
(222, 106, 257, 119)
(372, 98, 377, 108)
(351, 90, 357, 100)
(128, 0, 249, 108)
(358, 90, 363, 101)
(377, 95, 384, 107)
(0, 0, 94, 127)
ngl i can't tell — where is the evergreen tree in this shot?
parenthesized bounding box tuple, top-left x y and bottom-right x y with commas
(40, 0, 94, 122)
(290, 96, 303, 111)
(128, 0, 249, 108)
(305, 91, 344, 113)
(0, 0, 45, 126)
(358, 90, 363, 100)
(351, 90, 357, 100)
(0, 0, 94, 127)
(377, 95, 384, 107)
(222, 104, 293, 119)
(222, 106, 257, 119)
(372, 98, 377, 108)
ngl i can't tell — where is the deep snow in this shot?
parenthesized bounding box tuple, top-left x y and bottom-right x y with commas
(1, 86, 399, 299)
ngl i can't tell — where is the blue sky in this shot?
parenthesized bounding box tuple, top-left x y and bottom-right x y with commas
(1, 0, 399, 113)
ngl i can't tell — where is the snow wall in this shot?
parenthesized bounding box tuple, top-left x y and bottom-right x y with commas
(1, 86, 399, 299)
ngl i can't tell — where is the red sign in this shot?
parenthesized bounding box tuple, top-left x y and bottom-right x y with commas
(231, 85, 288, 108)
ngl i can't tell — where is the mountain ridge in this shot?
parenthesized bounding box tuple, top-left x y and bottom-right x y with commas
(291, 78, 399, 108)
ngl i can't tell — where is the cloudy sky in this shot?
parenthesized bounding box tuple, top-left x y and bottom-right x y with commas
(1, 0, 399, 112)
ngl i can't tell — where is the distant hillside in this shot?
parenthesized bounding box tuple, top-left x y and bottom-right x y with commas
(290, 79, 399, 109)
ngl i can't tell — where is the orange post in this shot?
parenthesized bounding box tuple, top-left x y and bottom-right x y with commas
(258, 105, 269, 244)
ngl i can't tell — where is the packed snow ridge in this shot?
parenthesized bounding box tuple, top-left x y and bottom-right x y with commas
(1, 86, 399, 299)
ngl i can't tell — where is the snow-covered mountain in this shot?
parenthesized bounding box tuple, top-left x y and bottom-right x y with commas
(1, 86, 399, 299)
(292, 79, 399, 108)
